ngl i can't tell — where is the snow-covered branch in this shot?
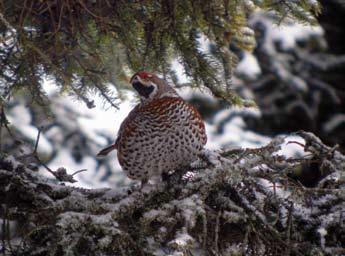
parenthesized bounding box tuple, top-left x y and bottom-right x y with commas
(1, 132, 344, 255)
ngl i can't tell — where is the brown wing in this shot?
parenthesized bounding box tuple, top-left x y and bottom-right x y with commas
(187, 101, 207, 145)
(137, 97, 207, 145)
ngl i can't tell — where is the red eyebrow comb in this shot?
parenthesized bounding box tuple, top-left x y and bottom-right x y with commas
(130, 71, 153, 82)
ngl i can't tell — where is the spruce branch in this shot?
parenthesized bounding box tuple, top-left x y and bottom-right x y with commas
(1, 132, 344, 255)
(0, 0, 321, 107)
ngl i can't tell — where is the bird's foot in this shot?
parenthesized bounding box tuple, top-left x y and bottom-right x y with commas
(141, 177, 149, 190)
(126, 177, 151, 194)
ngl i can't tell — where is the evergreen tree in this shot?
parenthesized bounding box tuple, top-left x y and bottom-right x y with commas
(1, 0, 320, 108)
(228, 0, 345, 153)
(2, 1, 345, 256)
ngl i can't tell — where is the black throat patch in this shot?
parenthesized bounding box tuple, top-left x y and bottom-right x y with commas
(132, 81, 155, 98)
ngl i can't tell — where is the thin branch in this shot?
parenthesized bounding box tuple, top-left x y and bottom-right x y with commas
(33, 128, 42, 154)
(19, 128, 87, 183)
(71, 169, 87, 176)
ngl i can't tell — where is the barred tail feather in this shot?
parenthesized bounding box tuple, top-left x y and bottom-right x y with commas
(96, 144, 116, 158)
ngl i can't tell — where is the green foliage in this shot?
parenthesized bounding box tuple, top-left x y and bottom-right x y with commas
(0, 0, 320, 107)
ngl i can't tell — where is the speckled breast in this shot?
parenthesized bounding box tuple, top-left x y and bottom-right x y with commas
(116, 97, 207, 180)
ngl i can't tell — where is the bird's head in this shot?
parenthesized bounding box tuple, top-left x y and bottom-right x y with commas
(130, 71, 178, 102)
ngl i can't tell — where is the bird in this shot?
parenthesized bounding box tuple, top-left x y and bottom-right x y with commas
(97, 71, 207, 186)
